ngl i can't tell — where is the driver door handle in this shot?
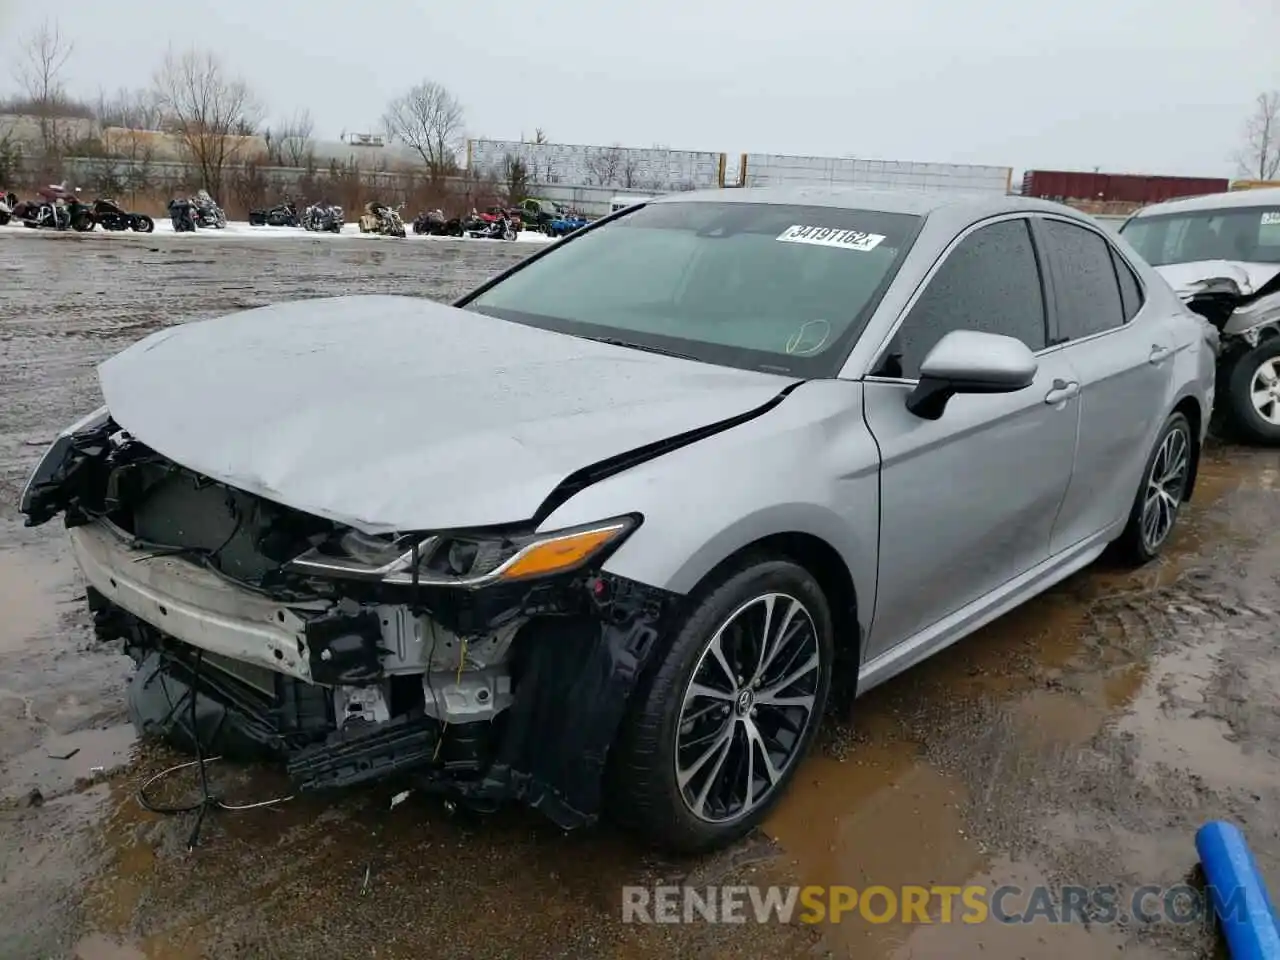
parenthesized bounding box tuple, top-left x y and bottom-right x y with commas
(1149, 345, 1174, 364)
(1044, 379, 1080, 405)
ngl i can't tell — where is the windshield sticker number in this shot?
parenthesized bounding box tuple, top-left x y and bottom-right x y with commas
(1262, 212, 1280, 226)
(777, 225, 886, 252)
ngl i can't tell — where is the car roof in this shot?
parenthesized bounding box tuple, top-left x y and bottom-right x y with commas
(650, 185, 1089, 224)
(1129, 186, 1280, 218)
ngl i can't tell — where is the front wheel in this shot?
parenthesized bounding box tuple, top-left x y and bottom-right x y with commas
(608, 557, 833, 852)
(1115, 411, 1194, 564)
(1224, 338, 1280, 445)
(133, 215, 155, 233)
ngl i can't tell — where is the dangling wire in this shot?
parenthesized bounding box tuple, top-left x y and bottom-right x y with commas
(135, 648, 293, 849)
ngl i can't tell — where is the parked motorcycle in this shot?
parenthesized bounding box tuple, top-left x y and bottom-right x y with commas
(0, 191, 16, 226)
(248, 199, 301, 227)
(468, 211, 518, 241)
(303, 202, 344, 233)
(411, 209, 464, 237)
(192, 190, 227, 229)
(168, 197, 198, 232)
(15, 182, 78, 230)
(71, 198, 155, 233)
(358, 201, 406, 238)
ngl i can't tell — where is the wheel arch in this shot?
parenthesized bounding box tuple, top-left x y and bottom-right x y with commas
(1171, 394, 1203, 500)
(666, 529, 863, 700)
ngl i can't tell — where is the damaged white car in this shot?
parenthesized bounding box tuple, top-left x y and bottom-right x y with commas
(1121, 187, 1280, 442)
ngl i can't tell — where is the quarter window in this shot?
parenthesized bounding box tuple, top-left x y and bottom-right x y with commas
(1111, 248, 1144, 322)
(1040, 219, 1127, 341)
(873, 219, 1046, 380)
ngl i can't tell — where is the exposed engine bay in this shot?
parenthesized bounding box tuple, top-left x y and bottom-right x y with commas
(1166, 263, 1280, 346)
(20, 410, 676, 828)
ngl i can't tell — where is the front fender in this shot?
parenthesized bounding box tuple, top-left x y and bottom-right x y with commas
(537, 379, 880, 638)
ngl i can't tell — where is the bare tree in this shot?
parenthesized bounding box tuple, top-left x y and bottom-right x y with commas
(585, 145, 625, 186)
(264, 108, 315, 167)
(1237, 91, 1280, 181)
(382, 82, 464, 181)
(152, 48, 262, 199)
(96, 86, 163, 130)
(13, 18, 76, 169)
(534, 127, 549, 144)
(620, 156, 642, 188)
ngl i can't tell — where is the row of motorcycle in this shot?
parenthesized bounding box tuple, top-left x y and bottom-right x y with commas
(0, 183, 155, 232)
(242, 197, 529, 241)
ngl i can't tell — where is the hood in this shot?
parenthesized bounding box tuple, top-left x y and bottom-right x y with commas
(1154, 260, 1280, 300)
(99, 295, 795, 533)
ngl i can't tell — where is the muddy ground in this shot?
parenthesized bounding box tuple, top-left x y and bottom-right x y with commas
(0, 228, 1276, 960)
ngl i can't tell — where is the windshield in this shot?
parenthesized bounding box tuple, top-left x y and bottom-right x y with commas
(464, 201, 921, 375)
(1121, 206, 1280, 266)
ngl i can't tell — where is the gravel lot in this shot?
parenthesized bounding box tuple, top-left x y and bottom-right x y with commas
(2, 229, 1279, 960)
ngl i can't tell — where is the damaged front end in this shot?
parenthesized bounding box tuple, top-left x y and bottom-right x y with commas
(20, 409, 677, 829)
(1164, 263, 1280, 353)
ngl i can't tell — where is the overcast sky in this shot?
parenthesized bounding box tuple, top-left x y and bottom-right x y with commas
(3, 0, 1277, 177)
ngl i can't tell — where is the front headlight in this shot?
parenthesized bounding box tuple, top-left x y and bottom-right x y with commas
(287, 517, 638, 589)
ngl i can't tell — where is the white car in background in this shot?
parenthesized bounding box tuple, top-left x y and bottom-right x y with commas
(1121, 187, 1280, 443)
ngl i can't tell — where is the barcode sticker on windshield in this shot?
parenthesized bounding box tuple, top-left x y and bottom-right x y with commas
(1262, 212, 1280, 226)
(776, 225, 885, 251)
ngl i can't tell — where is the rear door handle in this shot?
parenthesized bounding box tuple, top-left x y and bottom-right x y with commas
(1044, 379, 1080, 405)
(1149, 345, 1174, 364)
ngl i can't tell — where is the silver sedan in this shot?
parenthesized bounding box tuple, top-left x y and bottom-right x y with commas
(21, 187, 1214, 852)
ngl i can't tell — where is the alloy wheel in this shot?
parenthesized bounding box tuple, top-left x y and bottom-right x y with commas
(1140, 424, 1190, 552)
(1250, 358, 1280, 426)
(674, 592, 821, 823)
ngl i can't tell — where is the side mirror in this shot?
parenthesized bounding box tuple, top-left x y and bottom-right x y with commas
(905, 330, 1038, 420)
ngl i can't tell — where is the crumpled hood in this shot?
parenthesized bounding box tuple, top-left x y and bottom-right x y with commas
(1154, 261, 1280, 300)
(99, 295, 795, 533)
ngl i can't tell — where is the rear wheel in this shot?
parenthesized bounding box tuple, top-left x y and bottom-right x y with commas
(608, 557, 833, 852)
(1115, 411, 1194, 564)
(1225, 339, 1280, 445)
(133, 215, 154, 233)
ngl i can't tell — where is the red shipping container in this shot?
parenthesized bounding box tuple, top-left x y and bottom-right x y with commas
(1020, 170, 1228, 205)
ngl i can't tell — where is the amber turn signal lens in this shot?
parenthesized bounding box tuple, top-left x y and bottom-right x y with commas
(498, 523, 629, 581)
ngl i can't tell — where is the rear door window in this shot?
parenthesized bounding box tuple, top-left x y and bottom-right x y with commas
(1039, 219, 1127, 342)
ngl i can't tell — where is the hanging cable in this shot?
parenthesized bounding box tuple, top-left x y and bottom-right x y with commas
(135, 647, 293, 848)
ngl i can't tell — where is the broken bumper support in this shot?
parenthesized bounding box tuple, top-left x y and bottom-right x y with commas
(111, 572, 677, 830)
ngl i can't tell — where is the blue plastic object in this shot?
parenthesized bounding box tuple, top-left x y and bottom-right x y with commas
(1196, 820, 1280, 959)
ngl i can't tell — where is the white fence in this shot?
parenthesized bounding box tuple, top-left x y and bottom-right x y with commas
(467, 139, 725, 192)
(739, 153, 1013, 195)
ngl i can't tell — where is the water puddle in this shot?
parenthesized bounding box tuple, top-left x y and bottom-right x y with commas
(766, 739, 983, 956)
(889, 859, 1169, 959)
(0, 723, 137, 802)
(0, 546, 66, 654)
(1116, 634, 1277, 792)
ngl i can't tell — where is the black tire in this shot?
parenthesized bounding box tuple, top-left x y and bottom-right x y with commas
(1224, 339, 1280, 445)
(608, 556, 833, 853)
(71, 213, 94, 232)
(133, 215, 154, 234)
(1114, 411, 1194, 564)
